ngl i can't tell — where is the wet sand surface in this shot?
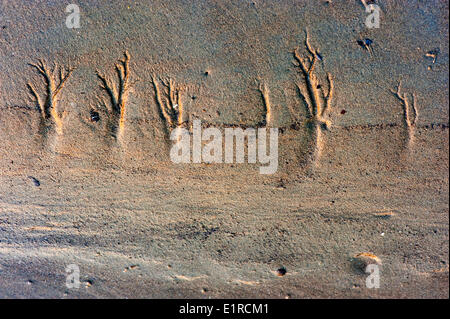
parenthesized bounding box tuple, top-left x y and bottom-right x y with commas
(0, 0, 448, 298)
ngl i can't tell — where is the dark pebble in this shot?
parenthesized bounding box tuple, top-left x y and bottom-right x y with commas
(90, 110, 100, 122)
(276, 267, 287, 276)
(28, 176, 40, 187)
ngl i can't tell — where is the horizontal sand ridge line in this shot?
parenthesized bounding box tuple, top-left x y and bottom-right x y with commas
(0, 105, 36, 111)
(340, 122, 449, 131)
(1, 106, 448, 132)
(193, 121, 449, 131)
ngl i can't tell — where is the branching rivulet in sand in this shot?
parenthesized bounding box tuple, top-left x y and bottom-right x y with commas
(256, 79, 273, 127)
(293, 31, 334, 165)
(390, 80, 418, 149)
(96, 51, 131, 139)
(151, 75, 187, 138)
(27, 60, 76, 135)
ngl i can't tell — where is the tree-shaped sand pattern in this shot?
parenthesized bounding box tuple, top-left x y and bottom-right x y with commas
(27, 60, 76, 135)
(96, 51, 131, 140)
(293, 32, 334, 166)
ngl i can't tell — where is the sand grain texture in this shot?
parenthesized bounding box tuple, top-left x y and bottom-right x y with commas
(0, 0, 448, 298)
